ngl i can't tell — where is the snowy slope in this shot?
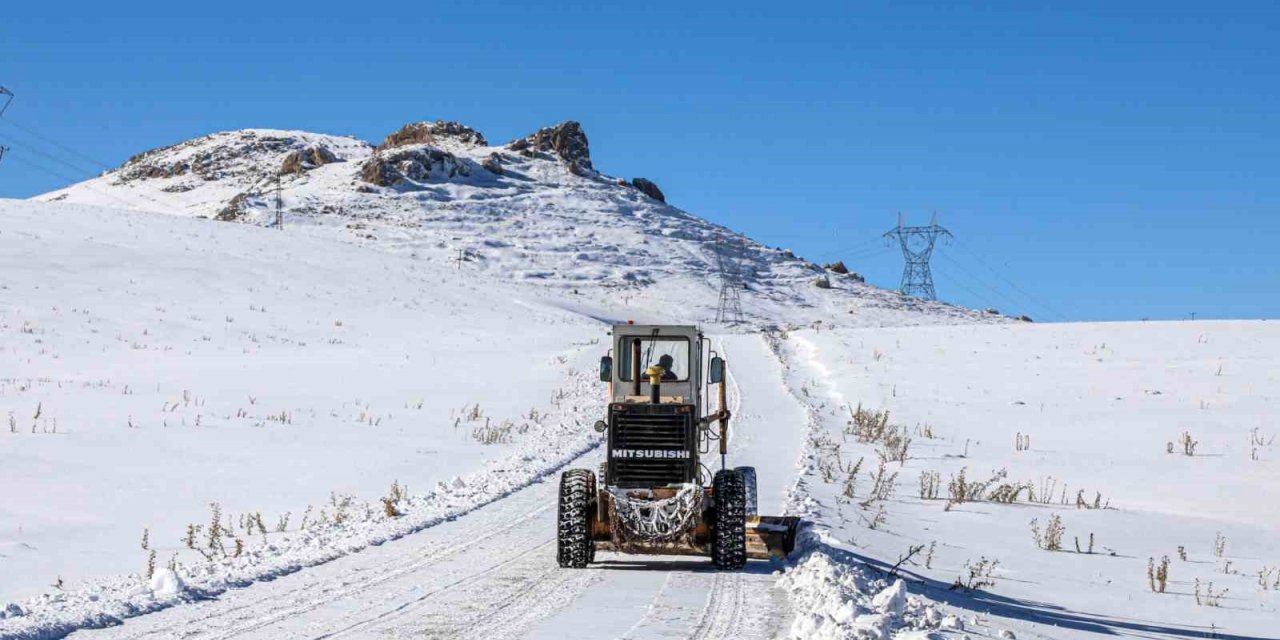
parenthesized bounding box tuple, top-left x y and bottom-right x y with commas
(34, 121, 994, 329)
(0, 199, 607, 621)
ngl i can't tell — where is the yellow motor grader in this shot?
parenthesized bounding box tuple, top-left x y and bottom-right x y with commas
(557, 324, 799, 569)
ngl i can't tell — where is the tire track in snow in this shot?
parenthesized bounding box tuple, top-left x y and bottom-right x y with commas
(77, 491, 559, 640)
(675, 334, 796, 640)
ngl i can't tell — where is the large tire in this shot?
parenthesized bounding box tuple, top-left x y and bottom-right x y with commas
(711, 469, 748, 569)
(735, 466, 759, 517)
(557, 469, 596, 568)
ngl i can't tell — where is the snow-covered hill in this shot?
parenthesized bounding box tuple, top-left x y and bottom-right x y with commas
(34, 120, 994, 328)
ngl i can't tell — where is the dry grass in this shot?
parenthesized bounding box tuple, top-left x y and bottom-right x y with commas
(1195, 578, 1227, 606)
(1015, 431, 1031, 452)
(382, 480, 406, 518)
(859, 458, 899, 509)
(1074, 490, 1110, 510)
(1148, 556, 1170, 593)
(1073, 533, 1097, 554)
(918, 470, 941, 500)
(1030, 515, 1066, 551)
(1168, 431, 1199, 456)
(952, 557, 999, 592)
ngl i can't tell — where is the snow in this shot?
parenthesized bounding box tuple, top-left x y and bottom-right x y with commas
(1, 121, 1275, 639)
(144, 570, 182, 600)
(770, 321, 1280, 639)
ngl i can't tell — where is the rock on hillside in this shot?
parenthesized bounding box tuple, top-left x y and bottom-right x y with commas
(281, 145, 340, 175)
(630, 178, 665, 202)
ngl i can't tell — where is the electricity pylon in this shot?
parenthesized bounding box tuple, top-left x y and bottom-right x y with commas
(884, 212, 952, 300)
(714, 239, 744, 324)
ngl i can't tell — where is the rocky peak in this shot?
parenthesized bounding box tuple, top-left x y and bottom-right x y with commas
(377, 121, 487, 151)
(507, 121, 591, 172)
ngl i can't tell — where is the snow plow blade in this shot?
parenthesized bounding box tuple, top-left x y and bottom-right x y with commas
(745, 516, 800, 560)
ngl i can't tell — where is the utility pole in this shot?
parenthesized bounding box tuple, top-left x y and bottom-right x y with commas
(884, 212, 952, 301)
(714, 239, 744, 325)
(0, 145, 8, 166)
(274, 174, 283, 229)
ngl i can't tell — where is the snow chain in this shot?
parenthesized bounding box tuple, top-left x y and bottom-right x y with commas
(606, 483, 701, 545)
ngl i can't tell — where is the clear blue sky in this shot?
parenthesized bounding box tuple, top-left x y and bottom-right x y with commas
(2, 1, 1276, 321)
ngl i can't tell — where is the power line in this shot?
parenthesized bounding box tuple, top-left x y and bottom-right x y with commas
(884, 212, 952, 300)
(0, 132, 104, 179)
(0, 115, 113, 172)
(811, 236, 884, 262)
(6, 154, 158, 211)
(936, 252, 1028, 314)
(932, 268, 995, 309)
(0, 89, 189, 213)
(949, 239, 1073, 321)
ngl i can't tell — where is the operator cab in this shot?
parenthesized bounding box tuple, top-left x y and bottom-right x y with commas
(597, 325, 725, 489)
(601, 325, 702, 410)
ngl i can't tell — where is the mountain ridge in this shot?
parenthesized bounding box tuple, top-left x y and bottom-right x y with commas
(34, 119, 1003, 328)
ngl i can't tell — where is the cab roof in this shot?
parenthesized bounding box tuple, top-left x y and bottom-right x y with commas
(611, 324, 699, 336)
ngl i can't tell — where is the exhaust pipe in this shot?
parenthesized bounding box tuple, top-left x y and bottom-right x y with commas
(631, 338, 642, 396)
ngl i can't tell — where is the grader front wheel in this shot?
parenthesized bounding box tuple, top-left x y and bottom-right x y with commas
(711, 469, 748, 569)
(557, 469, 596, 568)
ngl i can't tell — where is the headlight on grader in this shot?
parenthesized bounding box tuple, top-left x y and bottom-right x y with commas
(593, 420, 608, 433)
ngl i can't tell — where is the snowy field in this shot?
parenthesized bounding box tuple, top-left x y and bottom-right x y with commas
(773, 322, 1280, 638)
(3, 120, 1276, 639)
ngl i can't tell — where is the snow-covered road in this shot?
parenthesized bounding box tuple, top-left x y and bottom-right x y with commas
(65, 334, 803, 640)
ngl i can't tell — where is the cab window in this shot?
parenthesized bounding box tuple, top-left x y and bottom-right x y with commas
(618, 337, 691, 382)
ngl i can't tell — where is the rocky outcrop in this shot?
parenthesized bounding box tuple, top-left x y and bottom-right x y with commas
(215, 192, 252, 222)
(378, 121, 487, 151)
(117, 131, 304, 183)
(360, 146, 469, 187)
(280, 145, 339, 174)
(507, 121, 591, 172)
(630, 178, 665, 203)
(481, 153, 504, 175)
(822, 261, 865, 282)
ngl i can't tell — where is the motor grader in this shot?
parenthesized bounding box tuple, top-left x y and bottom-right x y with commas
(557, 324, 799, 569)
